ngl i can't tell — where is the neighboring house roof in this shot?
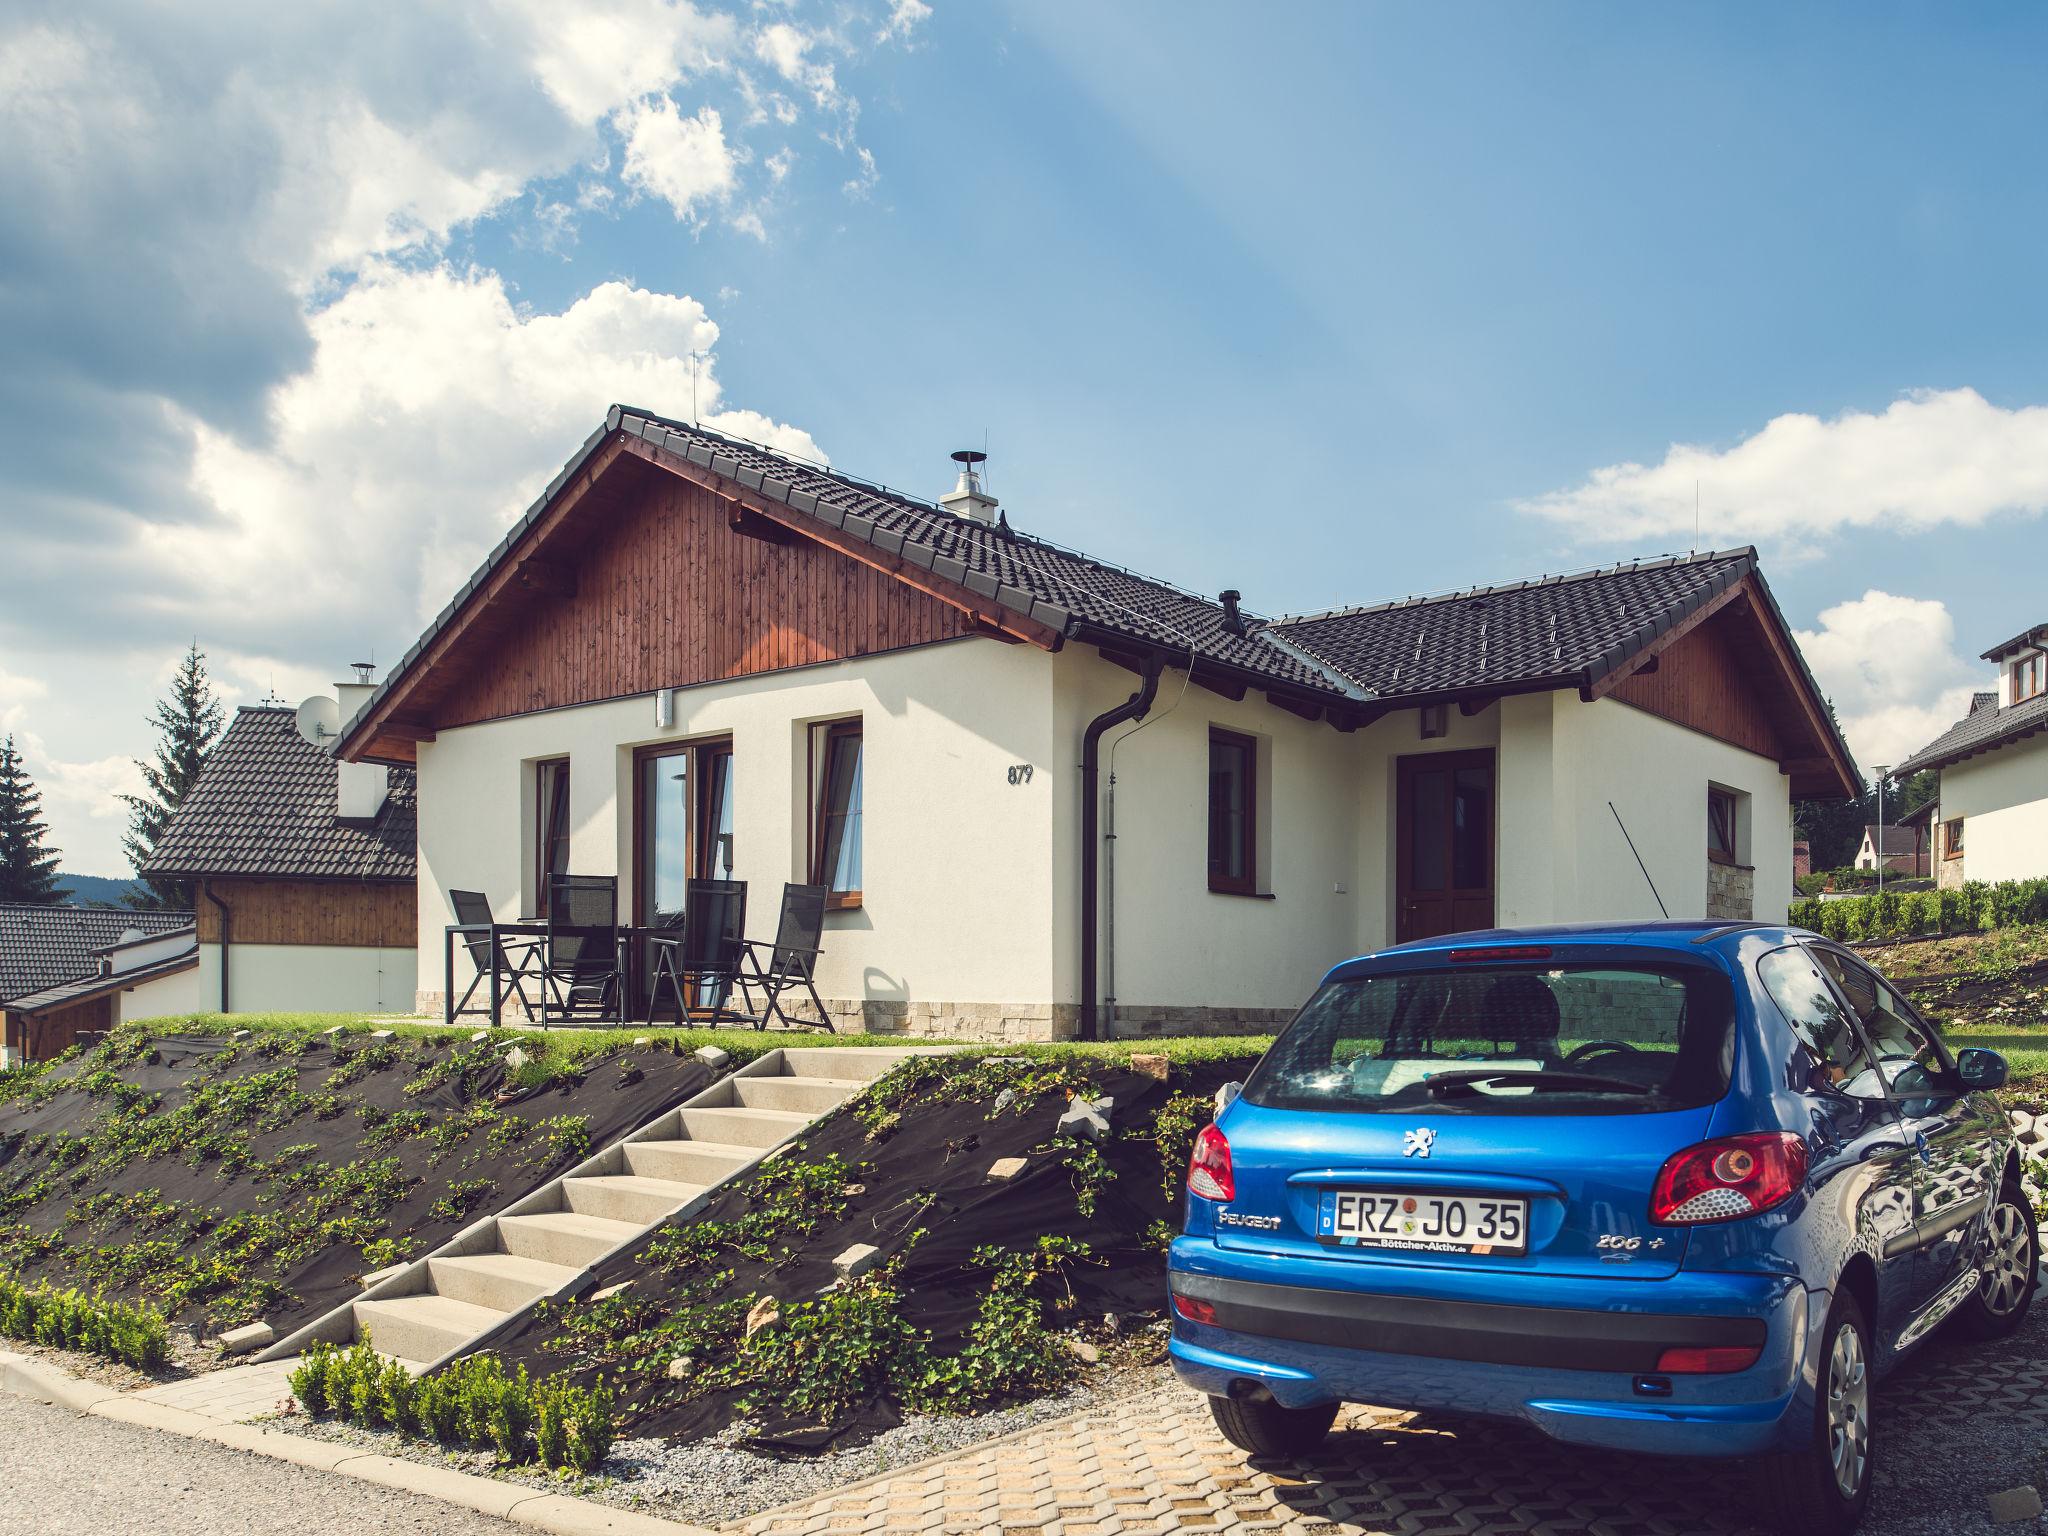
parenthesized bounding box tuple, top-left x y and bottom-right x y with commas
(0, 905, 192, 1007)
(4, 931, 198, 1018)
(1979, 623, 2047, 661)
(1899, 798, 1939, 827)
(144, 706, 417, 882)
(1861, 824, 1919, 857)
(335, 405, 1859, 798)
(1895, 690, 2048, 776)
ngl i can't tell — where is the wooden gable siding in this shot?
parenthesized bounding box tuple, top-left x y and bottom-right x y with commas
(435, 473, 980, 730)
(1611, 607, 1785, 762)
(199, 880, 416, 949)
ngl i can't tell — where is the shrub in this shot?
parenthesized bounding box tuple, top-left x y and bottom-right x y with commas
(0, 1272, 169, 1370)
(1790, 877, 2048, 943)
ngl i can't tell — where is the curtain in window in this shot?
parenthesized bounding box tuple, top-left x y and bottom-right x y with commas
(814, 727, 863, 895)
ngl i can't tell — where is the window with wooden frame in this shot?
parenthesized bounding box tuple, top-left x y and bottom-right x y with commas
(1706, 787, 1738, 865)
(808, 719, 863, 908)
(1207, 727, 1257, 895)
(1943, 817, 1965, 860)
(533, 758, 571, 912)
(2013, 653, 2046, 704)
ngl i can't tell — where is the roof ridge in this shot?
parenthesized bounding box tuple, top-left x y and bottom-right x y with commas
(1270, 547, 1756, 627)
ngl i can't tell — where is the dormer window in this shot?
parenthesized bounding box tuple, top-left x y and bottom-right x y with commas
(2013, 652, 2046, 704)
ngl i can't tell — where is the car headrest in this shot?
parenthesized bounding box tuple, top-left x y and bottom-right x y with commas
(1478, 972, 1562, 1048)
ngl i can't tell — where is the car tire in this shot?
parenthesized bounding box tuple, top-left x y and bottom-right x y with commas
(1208, 1394, 1338, 1457)
(1953, 1178, 2038, 1341)
(1756, 1289, 1873, 1536)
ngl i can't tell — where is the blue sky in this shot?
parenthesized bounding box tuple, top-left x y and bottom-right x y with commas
(4, 1, 2047, 872)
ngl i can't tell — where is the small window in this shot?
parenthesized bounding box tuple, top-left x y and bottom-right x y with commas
(534, 759, 571, 910)
(1815, 949, 1951, 1092)
(1758, 946, 1881, 1098)
(1943, 817, 1964, 860)
(1707, 787, 1738, 865)
(2014, 654, 2045, 704)
(809, 720, 863, 908)
(1207, 728, 1257, 895)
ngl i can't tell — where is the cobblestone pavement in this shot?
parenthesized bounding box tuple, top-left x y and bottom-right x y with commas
(735, 1309, 2048, 1536)
(133, 1359, 301, 1422)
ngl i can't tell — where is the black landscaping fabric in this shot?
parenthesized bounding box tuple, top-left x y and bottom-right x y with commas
(0, 1031, 711, 1337)
(494, 1059, 1251, 1453)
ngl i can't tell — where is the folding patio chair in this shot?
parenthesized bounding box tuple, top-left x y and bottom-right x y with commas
(737, 882, 832, 1032)
(538, 875, 625, 1026)
(646, 878, 751, 1025)
(449, 888, 543, 1020)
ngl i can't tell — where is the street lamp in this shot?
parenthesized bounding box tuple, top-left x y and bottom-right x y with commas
(1871, 765, 1890, 894)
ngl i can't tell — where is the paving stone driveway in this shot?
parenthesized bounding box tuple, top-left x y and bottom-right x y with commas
(736, 1309, 2048, 1536)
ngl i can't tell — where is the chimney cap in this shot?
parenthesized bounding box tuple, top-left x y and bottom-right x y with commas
(1218, 589, 1247, 637)
(950, 449, 988, 467)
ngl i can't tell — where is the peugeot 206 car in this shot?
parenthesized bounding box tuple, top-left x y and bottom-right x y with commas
(1167, 922, 2034, 1535)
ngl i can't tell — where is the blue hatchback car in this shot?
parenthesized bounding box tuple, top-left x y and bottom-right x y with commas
(1168, 921, 2035, 1535)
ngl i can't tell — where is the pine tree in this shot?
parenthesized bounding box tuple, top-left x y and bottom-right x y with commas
(0, 735, 63, 906)
(121, 642, 224, 909)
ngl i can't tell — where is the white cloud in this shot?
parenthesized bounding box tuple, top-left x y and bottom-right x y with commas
(1518, 388, 2048, 550)
(617, 98, 740, 219)
(1793, 590, 1990, 774)
(843, 145, 878, 200)
(877, 0, 932, 44)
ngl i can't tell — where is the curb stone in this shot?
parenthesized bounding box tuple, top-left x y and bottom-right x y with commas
(0, 1350, 720, 1536)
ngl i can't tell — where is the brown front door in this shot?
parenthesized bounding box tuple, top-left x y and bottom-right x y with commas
(1396, 749, 1496, 944)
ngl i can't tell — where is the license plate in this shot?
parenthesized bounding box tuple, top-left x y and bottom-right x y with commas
(1317, 1190, 1529, 1256)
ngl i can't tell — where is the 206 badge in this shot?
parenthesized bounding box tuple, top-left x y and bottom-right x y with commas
(1403, 1127, 1437, 1158)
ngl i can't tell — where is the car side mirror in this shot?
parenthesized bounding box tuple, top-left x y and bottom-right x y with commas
(1957, 1048, 2010, 1091)
(1214, 1081, 1242, 1113)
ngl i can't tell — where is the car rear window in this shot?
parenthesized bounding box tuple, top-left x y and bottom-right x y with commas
(1242, 963, 1735, 1115)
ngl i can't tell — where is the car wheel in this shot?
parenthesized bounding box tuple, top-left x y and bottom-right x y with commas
(1756, 1289, 1873, 1536)
(1954, 1179, 2038, 1340)
(1208, 1393, 1338, 1457)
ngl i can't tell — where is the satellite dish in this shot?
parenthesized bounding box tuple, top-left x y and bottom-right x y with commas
(295, 694, 341, 747)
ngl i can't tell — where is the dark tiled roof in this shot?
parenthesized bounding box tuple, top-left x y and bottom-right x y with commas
(1862, 824, 1919, 857)
(1266, 550, 1758, 698)
(6, 939, 198, 1017)
(1971, 691, 1999, 716)
(1979, 624, 2047, 661)
(0, 906, 192, 1007)
(1896, 690, 2048, 776)
(144, 707, 416, 882)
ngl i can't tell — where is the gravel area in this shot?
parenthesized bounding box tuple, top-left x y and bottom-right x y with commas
(0, 1391, 518, 1535)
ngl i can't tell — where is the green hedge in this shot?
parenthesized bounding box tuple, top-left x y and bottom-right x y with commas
(1790, 878, 2048, 943)
(0, 1273, 170, 1370)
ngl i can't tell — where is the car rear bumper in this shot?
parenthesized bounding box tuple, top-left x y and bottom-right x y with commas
(1167, 1246, 1817, 1457)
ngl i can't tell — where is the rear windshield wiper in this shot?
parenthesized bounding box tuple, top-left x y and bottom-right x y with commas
(1423, 1069, 1656, 1099)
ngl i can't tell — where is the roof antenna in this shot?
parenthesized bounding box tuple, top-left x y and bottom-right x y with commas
(1694, 479, 1700, 553)
(1609, 801, 1669, 919)
(690, 351, 709, 425)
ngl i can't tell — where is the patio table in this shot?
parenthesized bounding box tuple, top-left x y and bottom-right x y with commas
(445, 922, 676, 1027)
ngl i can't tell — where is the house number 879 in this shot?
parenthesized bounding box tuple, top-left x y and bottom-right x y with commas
(1006, 764, 1034, 785)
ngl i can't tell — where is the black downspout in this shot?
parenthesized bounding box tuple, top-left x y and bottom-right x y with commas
(202, 880, 232, 1014)
(1079, 663, 1160, 1042)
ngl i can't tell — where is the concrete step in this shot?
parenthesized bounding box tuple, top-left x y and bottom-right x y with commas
(353, 1293, 503, 1365)
(562, 1174, 704, 1225)
(497, 1210, 642, 1268)
(779, 1048, 924, 1083)
(427, 1252, 579, 1312)
(731, 1074, 863, 1115)
(622, 1138, 760, 1186)
(676, 1105, 814, 1149)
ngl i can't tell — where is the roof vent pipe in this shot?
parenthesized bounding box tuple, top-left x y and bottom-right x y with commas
(1218, 589, 1246, 637)
(940, 449, 999, 523)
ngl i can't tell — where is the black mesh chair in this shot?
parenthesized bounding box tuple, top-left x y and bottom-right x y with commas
(646, 878, 750, 1025)
(449, 889, 543, 1020)
(539, 875, 625, 1026)
(737, 883, 831, 1032)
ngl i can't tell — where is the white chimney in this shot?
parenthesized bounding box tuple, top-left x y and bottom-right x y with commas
(332, 662, 390, 822)
(940, 449, 999, 523)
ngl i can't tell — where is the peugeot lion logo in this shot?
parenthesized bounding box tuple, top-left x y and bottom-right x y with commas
(1403, 1127, 1436, 1158)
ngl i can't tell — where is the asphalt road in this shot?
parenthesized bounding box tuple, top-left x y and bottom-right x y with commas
(0, 1392, 521, 1536)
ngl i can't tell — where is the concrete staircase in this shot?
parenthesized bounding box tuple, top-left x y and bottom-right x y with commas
(262, 1045, 936, 1370)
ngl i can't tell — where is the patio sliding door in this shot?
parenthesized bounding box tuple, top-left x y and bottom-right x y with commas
(633, 738, 736, 1012)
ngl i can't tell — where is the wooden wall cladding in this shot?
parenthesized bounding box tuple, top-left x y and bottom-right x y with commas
(437, 474, 980, 729)
(1612, 607, 1784, 761)
(5, 995, 113, 1062)
(198, 880, 417, 948)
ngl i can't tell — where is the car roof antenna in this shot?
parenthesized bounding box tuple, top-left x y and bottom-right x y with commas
(1609, 801, 1669, 919)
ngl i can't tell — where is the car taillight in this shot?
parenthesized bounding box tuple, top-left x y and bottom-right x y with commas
(1188, 1123, 1234, 1201)
(1655, 1344, 1762, 1374)
(1172, 1293, 1217, 1324)
(1650, 1132, 1807, 1224)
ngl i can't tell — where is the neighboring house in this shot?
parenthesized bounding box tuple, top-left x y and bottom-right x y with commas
(1793, 840, 1812, 881)
(1895, 626, 2048, 892)
(0, 905, 197, 1063)
(1853, 823, 1927, 877)
(143, 692, 418, 1014)
(332, 405, 1858, 1041)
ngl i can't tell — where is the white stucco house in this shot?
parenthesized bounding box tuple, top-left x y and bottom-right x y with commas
(330, 405, 1858, 1041)
(1895, 623, 2048, 890)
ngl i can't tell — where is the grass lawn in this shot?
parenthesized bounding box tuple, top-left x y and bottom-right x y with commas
(1864, 925, 2048, 1094)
